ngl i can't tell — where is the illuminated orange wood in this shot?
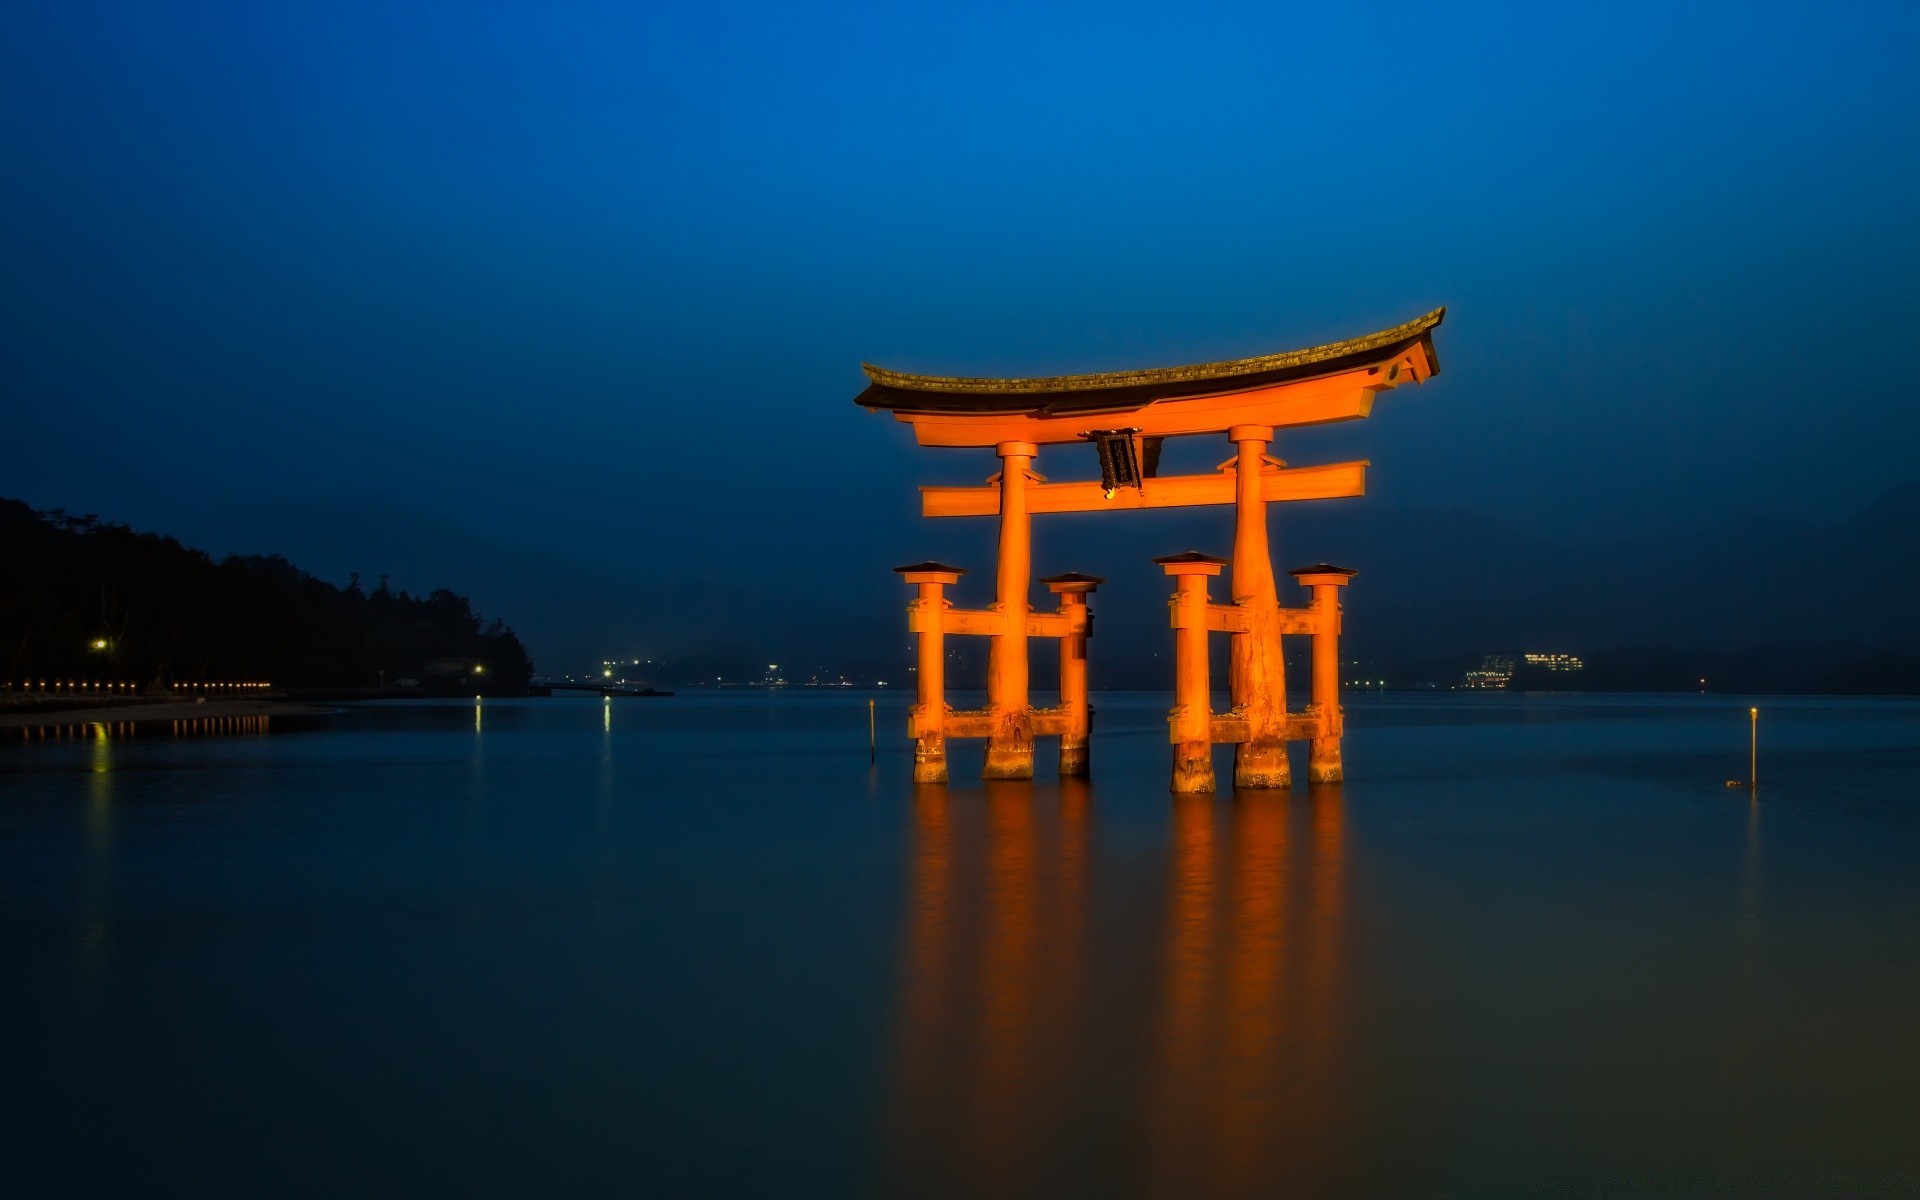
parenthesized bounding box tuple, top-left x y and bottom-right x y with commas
(1159, 553, 1224, 794)
(874, 335, 1440, 449)
(984, 441, 1036, 780)
(898, 563, 966, 784)
(1291, 566, 1355, 784)
(1044, 573, 1101, 776)
(920, 460, 1367, 518)
(1209, 712, 1248, 744)
(869, 309, 1440, 791)
(940, 609, 1001, 637)
(1229, 426, 1289, 789)
(943, 708, 1071, 740)
(1195, 708, 1327, 749)
(1205, 604, 1252, 634)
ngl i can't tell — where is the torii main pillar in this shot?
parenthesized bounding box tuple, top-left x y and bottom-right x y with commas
(1228, 424, 1290, 789)
(985, 440, 1037, 779)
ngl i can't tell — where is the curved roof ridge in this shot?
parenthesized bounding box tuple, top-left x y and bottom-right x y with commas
(862, 307, 1444, 397)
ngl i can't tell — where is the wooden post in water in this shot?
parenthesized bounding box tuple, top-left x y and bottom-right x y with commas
(1291, 565, 1357, 784)
(1042, 572, 1103, 777)
(1159, 552, 1226, 794)
(897, 562, 967, 784)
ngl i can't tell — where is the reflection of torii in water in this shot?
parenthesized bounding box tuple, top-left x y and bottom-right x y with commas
(882, 782, 1353, 1196)
(859, 308, 1445, 790)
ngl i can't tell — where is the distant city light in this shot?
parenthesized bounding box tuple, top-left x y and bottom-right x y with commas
(1523, 652, 1584, 671)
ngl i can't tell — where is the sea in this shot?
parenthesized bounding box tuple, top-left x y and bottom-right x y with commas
(3, 691, 1918, 1197)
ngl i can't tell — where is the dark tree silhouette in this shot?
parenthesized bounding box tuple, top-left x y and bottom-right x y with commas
(0, 498, 532, 690)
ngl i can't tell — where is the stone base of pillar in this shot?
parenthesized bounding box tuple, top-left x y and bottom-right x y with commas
(990, 702, 1036, 775)
(1058, 738, 1089, 777)
(913, 738, 949, 784)
(1233, 740, 1292, 789)
(984, 711, 1034, 779)
(1171, 743, 1215, 794)
(1308, 737, 1343, 784)
(983, 745, 1034, 779)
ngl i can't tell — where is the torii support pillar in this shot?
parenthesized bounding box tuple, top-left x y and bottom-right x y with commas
(1042, 572, 1103, 777)
(1228, 424, 1291, 789)
(1290, 564, 1356, 784)
(897, 561, 967, 784)
(984, 440, 1038, 780)
(1158, 552, 1226, 794)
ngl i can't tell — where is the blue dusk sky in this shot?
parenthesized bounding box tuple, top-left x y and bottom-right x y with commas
(3, 1, 1917, 589)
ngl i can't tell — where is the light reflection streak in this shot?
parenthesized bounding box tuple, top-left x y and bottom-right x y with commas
(887, 781, 1091, 1195)
(885, 781, 1352, 1197)
(79, 727, 115, 978)
(1147, 786, 1351, 1194)
(13, 716, 273, 741)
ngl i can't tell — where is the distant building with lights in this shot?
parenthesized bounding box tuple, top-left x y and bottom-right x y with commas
(1463, 651, 1584, 690)
(1463, 655, 1515, 690)
(1523, 653, 1584, 673)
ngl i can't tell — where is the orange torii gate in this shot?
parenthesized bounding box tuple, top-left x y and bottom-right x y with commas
(858, 308, 1444, 791)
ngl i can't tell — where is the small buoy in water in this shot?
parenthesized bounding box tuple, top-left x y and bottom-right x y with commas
(1725, 780, 1742, 788)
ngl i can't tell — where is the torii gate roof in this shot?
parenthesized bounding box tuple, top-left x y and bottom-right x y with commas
(857, 307, 1444, 420)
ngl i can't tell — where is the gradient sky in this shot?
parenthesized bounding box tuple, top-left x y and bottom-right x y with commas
(5, 1, 1918, 584)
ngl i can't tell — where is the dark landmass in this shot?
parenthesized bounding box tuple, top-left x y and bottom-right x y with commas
(146, 482, 1920, 696)
(630, 641, 1920, 695)
(0, 499, 532, 692)
(621, 483, 1920, 695)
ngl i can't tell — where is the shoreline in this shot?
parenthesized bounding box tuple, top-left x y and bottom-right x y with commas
(0, 699, 334, 730)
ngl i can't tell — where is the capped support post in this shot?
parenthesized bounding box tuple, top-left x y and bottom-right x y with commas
(1042, 572, 1103, 777)
(1157, 552, 1227, 794)
(896, 561, 968, 784)
(1290, 564, 1356, 784)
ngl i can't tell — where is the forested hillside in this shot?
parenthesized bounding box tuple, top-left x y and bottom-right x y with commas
(0, 499, 532, 690)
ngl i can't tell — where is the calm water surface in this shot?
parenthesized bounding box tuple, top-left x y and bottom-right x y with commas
(3, 692, 1918, 1196)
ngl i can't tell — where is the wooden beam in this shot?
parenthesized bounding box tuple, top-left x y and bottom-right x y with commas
(1025, 612, 1069, 638)
(1206, 712, 1326, 746)
(1206, 604, 1252, 634)
(900, 368, 1391, 447)
(944, 609, 1002, 637)
(945, 710, 995, 739)
(1276, 608, 1317, 635)
(1285, 713, 1322, 742)
(941, 707, 1069, 739)
(1031, 707, 1068, 737)
(922, 460, 1367, 518)
(1210, 712, 1249, 744)
(932, 608, 1076, 638)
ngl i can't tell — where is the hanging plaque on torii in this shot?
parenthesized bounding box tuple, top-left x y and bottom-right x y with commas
(857, 307, 1445, 792)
